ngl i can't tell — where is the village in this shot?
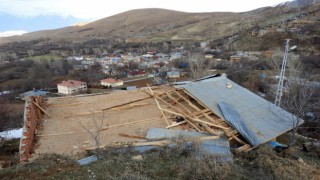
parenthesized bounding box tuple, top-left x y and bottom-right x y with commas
(0, 0, 320, 178)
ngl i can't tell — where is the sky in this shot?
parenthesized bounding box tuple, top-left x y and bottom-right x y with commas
(0, 0, 292, 36)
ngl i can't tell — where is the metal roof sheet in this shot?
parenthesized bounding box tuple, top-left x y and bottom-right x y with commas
(175, 76, 303, 145)
(20, 90, 49, 97)
(145, 128, 232, 161)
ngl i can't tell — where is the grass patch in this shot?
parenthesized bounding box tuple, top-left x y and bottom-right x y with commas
(0, 138, 319, 179)
(25, 55, 62, 61)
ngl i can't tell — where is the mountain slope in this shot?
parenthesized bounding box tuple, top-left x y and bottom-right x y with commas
(0, 0, 319, 50)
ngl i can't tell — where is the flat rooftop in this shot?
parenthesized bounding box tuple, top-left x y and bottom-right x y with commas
(35, 87, 175, 156)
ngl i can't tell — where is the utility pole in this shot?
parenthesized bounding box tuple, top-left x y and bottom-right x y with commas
(274, 39, 290, 107)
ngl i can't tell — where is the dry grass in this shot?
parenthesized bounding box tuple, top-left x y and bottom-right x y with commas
(1, 134, 319, 179)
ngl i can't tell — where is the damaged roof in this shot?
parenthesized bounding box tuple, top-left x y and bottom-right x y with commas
(175, 75, 303, 146)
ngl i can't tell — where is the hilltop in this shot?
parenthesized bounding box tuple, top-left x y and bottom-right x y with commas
(0, 0, 319, 54)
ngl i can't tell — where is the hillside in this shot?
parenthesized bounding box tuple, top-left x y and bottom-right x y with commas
(0, 0, 319, 53)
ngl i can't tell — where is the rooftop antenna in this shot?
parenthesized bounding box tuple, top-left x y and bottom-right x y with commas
(274, 39, 292, 107)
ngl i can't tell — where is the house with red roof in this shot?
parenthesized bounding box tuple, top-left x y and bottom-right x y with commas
(100, 78, 123, 87)
(57, 80, 87, 94)
(128, 71, 147, 78)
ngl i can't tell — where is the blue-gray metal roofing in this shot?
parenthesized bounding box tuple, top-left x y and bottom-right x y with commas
(219, 102, 261, 146)
(20, 90, 49, 97)
(175, 76, 303, 146)
(77, 155, 98, 165)
(146, 128, 232, 160)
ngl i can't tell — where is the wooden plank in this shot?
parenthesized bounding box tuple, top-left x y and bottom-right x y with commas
(165, 92, 192, 113)
(35, 97, 42, 120)
(37, 117, 162, 137)
(229, 135, 246, 145)
(172, 91, 201, 111)
(147, 84, 170, 126)
(190, 108, 211, 117)
(33, 101, 52, 118)
(158, 107, 201, 132)
(84, 136, 221, 151)
(47, 102, 84, 107)
(148, 93, 203, 132)
(101, 97, 151, 111)
(236, 144, 251, 152)
(179, 89, 209, 109)
(118, 133, 147, 139)
(159, 108, 228, 131)
(166, 121, 187, 128)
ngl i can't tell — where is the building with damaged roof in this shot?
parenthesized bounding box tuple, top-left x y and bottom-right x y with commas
(19, 76, 303, 161)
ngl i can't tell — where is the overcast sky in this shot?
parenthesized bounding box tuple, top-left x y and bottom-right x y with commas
(0, 0, 291, 20)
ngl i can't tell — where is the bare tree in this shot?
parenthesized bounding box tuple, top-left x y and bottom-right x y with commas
(268, 50, 320, 145)
(184, 53, 213, 80)
(281, 76, 320, 146)
(75, 111, 106, 148)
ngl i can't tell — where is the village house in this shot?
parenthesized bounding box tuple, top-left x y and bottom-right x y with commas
(167, 71, 181, 78)
(205, 54, 214, 59)
(230, 55, 242, 62)
(100, 78, 124, 87)
(258, 30, 268, 37)
(128, 70, 147, 78)
(57, 80, 87, 94)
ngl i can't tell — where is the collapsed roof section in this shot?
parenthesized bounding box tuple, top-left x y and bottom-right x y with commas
(175, 76, 303, 147)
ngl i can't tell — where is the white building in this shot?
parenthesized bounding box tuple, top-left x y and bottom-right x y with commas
(100, 78, 124, 87)
(57, 80, 87, 94)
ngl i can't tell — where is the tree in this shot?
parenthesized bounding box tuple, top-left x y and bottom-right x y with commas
(281, 76, 320, 146)
(268, 50, 320, 145)
(75, 111, 106, 149)
(183, 53, 213, 80)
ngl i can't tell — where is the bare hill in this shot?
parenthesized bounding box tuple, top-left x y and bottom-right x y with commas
(0, 0, 319, 50)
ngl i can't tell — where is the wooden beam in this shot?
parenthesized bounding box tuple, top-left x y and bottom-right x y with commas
(165, 92, 192, 113)
(141, 91, 203, 132)
(147, 84, 170, 126)
(189, 108, 211, 117)
(236, 144, 251, 152)
(35, 97, 42, 120)
(47, 102, 84, 108)
(101, 97, 151, 111)
(118, 133, 147, 139)
(165, 121, 187, 128)
(179, 89, 208, 109)
(160, 108, 229, 131)
(84, 135, 220, 151)
(172, 91, 201, 111)
(37, 117, 161, 137)
(33, 101, 52, 118)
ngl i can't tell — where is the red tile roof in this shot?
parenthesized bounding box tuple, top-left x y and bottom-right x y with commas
(57, 80, 86, 88)
(128, 71, 146, 75)
(100, 78, 122, 83)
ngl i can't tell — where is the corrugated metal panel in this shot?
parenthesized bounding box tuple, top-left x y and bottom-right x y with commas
(219, 102, 260, 146)
(145, 128, 233, 161)
(77, 155, 98, 165)
(175, 76, 303, 146)
(20, 90, 49, 97)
